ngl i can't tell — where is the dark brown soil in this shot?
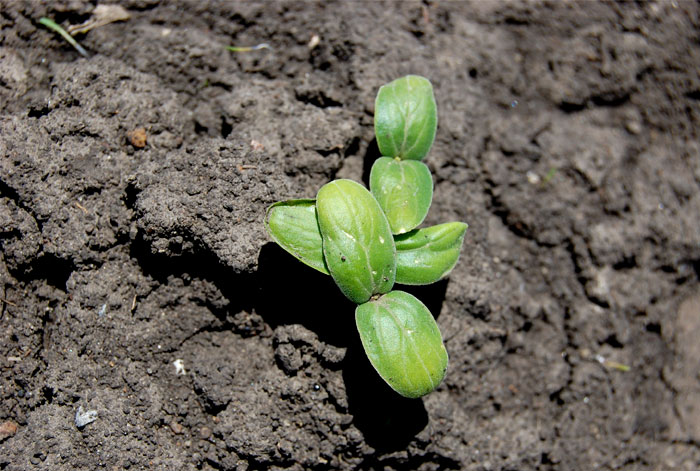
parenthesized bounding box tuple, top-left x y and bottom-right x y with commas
(1, 1, 699, 470)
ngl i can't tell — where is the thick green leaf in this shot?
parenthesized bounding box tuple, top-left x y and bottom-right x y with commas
(316, 179, 396, 304)
(356, 290, 448, 398)
(370, 157, 433, 235)
(374, 75, 437, 161)
(395, 222, 467, 285)
(265, 199, 328, 275)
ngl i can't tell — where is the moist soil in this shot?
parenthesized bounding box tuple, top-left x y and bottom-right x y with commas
(1, 1, 700, 470)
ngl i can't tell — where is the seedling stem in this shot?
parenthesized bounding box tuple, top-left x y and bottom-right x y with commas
(39, 17, 89, 57)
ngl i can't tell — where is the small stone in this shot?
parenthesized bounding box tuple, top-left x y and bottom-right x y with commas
(173, 359, 186, 375)
(585, 266, 612, 306)
(199, 426, 212, 439)
(308, 34, 320, 49)
(526, 170, 541, 185)
(625, 120, 642, 135)
(170, 421, 184, 435)
(75, 406, 98, 428)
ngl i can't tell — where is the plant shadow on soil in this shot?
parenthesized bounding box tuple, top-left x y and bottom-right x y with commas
(132, 234, 447, 452)
(258, 243, 449, 452)
(360, 138, 381, 187)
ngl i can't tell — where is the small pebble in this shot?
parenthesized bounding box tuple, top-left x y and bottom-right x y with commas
(308, 34, 320, 49)
(75, 406, 98, 428)
(625, 120, 642, 135)
(173, 359, 186, 375)
(526, 170, 541, 185)
(170, 421, 184, 435)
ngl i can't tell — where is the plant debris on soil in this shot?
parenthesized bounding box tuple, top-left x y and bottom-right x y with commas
(1, 1, 699, 470)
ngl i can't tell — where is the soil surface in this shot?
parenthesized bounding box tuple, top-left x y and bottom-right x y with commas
(1, 1, 700, 470)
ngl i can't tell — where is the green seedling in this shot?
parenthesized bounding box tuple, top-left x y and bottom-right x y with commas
(541, 166, 557, 186)
(226, 43, 270, 52)
(265, 75, 466, 398)
(265, 200, 464, 285)
(39, 17, 89, 57)
(594, 354, 631, 372)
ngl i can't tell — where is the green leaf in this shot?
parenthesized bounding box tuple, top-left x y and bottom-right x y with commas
(316, 179, 396, 304)
(374, 75, 437, 161)
(355, 290, 448, 398)
(370, 157, 433, 234)
(395, 222, 467, 285)
(265, 199, 329, 275)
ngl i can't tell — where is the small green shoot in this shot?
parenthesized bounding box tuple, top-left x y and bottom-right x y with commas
(39, 17, 89, 57)
(605, 360, 631, 372)
(595, 354, 631, 372)
(541, 167, 557, 186)
(226, 43, 270, 52)
(265, 76, 467, 398)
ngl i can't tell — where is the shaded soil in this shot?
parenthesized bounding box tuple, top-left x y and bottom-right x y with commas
(1, 1, 699, 470)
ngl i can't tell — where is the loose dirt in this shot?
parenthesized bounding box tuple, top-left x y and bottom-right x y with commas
(1, 1, 699, 470)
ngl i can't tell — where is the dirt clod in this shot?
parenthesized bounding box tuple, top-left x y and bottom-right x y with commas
(199, 426, 212, 440)
(0, 421, 18, 442)
(127, 128, 147, 148)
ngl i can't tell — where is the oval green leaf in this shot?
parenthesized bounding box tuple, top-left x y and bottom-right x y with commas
(374, 75, 437, 161)
(370, 157, 433, 235)
(265, 199, 329, 275)
(395, 222, 467, 285)
(316, 179, 396, 304)
(355, 290, 448, 398)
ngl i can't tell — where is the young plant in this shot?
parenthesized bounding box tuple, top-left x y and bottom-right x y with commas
(265, 76, 467, 398)
(39, 17, 89, 57)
